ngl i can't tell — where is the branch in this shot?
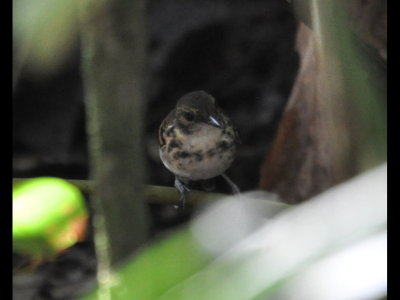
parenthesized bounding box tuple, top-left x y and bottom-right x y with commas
(12, 178, 229, 207)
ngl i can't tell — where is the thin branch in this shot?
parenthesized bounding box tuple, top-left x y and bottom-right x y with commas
(12, 178, 229, 206)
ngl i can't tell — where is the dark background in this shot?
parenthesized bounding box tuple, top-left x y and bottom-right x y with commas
(13, 0, 299, 299)
(13, 0, 299, 192)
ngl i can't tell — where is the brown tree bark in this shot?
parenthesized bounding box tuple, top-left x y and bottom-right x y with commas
(259, 0, 386, 204)
(259, 24, 334, 204)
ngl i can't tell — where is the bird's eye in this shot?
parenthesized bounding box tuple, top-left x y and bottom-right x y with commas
(183, 111, 195, 122)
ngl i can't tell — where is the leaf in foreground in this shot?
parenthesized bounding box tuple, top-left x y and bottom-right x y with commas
(82, 164, 386, 300)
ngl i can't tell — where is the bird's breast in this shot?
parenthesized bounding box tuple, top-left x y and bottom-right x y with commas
(160, 123, 236, 180)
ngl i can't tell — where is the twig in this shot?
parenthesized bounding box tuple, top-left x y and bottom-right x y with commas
(12, 178, 228, 206)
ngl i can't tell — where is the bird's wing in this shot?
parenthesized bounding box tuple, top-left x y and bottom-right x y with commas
(158, 109, 176, 146)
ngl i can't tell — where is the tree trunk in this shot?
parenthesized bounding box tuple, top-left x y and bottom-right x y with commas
(80, 0, 149, 270)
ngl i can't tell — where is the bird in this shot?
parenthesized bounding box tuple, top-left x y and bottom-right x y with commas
(158, 90, 240, 207)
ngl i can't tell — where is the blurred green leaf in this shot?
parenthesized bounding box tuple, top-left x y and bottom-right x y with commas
(13, 0, 109, 78)
(13, 177, 88, 258)
(81, 229, 213, 300)
(81, 164, 385, 300)
(13, 0, 80, 75)
(157, 165, 386, 300)
(310, 0, 386, 170)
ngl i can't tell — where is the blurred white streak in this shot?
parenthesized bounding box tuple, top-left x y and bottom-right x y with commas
(278, 231, 387, 300)
(191, 191, 287, 255)
(174, 164, 386, 300)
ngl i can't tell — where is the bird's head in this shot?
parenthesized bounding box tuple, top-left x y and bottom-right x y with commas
(175, 90, 222, 128)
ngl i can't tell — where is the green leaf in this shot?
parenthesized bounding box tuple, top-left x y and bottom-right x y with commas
(81, 164, 385, 300)
(13, 177, 87, 258)
(13, 0, 109, 77)
(13, 0, 81, 75)
(81, 229, 213, 300)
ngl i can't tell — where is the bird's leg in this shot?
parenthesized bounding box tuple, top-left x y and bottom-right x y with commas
(174, 177, 190, 208)
(221, 173, 240, 196)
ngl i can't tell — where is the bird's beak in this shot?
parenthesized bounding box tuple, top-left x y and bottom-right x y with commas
(207, 115, 222, 128)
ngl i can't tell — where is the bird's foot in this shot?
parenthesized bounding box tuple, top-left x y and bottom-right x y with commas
(174, 177, 190, 209)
